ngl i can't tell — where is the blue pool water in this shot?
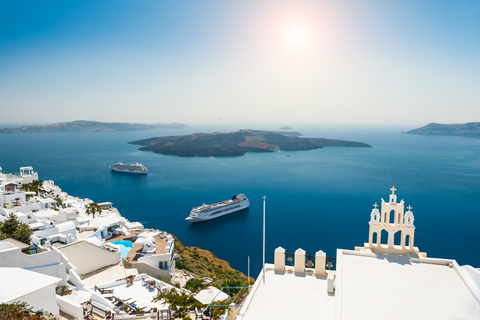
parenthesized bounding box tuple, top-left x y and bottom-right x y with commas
(0, 124, 479, 274)
(110, 240, 133, 258)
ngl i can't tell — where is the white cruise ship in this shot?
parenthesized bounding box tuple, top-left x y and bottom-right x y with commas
(186, 194, 249, 223)
(110, 162, 148, 174)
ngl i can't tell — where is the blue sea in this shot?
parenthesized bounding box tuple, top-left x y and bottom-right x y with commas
(1, 125, 479, 275)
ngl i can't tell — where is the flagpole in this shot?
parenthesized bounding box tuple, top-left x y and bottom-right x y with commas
(248, 256, 250, 289)
(263, 195, 266, 284)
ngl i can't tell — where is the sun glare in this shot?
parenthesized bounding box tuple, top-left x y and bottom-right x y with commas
(284, 23, 311, 52)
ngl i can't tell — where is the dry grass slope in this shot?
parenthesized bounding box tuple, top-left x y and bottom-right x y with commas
(173, 235, 249, 287)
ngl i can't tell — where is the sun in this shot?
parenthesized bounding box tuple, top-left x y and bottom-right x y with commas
(284, 23, 311, 52)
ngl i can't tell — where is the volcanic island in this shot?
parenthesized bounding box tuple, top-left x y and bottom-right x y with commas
(129, 130, 372, 157)
(403, 122, 480, 137)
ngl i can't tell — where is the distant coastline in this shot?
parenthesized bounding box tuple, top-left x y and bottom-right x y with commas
(129, 129, 372, 157)
(0, 120, 188, 133)
(404, 122, 480, 137)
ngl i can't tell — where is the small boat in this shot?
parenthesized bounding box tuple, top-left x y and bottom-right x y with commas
(186, 194, 249, 223)
(110, 162, 148, 174)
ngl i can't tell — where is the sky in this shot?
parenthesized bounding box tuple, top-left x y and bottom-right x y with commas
(0, 0, 479, 127)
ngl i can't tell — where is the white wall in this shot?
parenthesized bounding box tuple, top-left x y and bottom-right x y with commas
(137, 252, 170, 268)
(1, 192, 27, 207)
(33, 221, 77, 239)
(0, 246, 61, 268)
(0, 246, 68, 282)
(84, 227, 105, 242)
(10, 284, 60, 316)
(11, 205, 32, 214)
(47, 209, 77, 223)
(90, 290, 114, 313)
(133, 261, 174, 282)
(56, 295, 83, 320)
(29, 202, 41, 211)
(19, 172, 39, 184)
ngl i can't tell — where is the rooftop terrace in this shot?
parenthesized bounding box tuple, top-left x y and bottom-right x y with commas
(238, 264, 335, 320)
(336, 249, 480, 320)
(107, 234, 168, 262)
(238, 249, 480, 320)
(98, 276, 173, 313)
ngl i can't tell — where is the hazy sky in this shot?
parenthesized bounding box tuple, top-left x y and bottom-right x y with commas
(0, 0, 479, 127)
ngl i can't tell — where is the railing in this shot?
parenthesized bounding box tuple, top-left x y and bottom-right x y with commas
(283, 251, 337, 270)
(105, 242, 121, 253)
(195, 286, 251, 320)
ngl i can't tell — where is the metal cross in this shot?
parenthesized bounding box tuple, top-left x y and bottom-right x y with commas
(390, 186, 397, 194)
(407, 205, 412, 211)
(373, 203, 378, 209)
(263, 195, 266, 201)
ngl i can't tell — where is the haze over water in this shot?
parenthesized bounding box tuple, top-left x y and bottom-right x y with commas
(1, 125, 479, 274)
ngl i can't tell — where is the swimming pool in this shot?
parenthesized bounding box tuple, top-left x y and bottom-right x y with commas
(110, 240, 133, 258)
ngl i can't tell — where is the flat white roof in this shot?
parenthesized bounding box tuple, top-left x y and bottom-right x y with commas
(238, 265, 335, 320)
(34, 209, 59, 218)
(0, 267, 61, 303)
(125, 221, 144, 230)
(240, 253, 480, 320)
(336, 250, 480, 319)
(41, 198, 56, 204)
(88, 216, 124, 229)
(0, 238, 29, 250)
(0, 242, 17, 251)
(194, 287, 229, 305)
(28, 221, 45, 230)
(82, 265, 129, 288)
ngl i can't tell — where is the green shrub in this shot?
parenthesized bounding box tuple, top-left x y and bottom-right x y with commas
(214, 268, 224, 274)
(185, 279, 204, 292)
(191, 252, 200, 259)
(176, 261, 193, 273)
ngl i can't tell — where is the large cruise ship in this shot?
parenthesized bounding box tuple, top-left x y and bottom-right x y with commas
(110, 162, 148, 174)
(186, 194, 249, 223)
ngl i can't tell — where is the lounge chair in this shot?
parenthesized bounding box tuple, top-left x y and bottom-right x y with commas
(94, 285, 114, 295)
(149, 280, 156, 290)
(83, 302, 93, 319)
(127, 306, 136, 315)
(112, 297, 123, 307)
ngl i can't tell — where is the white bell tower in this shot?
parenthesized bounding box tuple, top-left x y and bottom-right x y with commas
(404, 205, 415, 227)
(370, 203, 380, 225)
(365, 187, 418, 253)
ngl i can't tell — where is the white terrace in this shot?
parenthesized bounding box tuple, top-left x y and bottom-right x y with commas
(95, 275, 175, 314)
(237, 187, 480, 320)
